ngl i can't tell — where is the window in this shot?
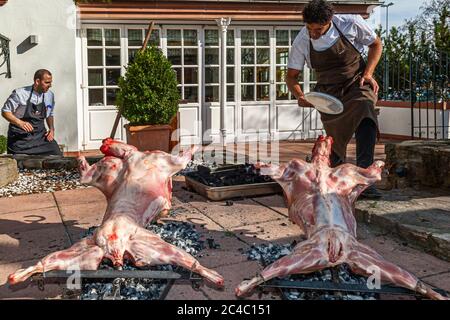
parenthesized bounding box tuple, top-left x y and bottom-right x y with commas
(86, 28, 122, 107)
(167, 29, 199, 103)
(241, 29, 270, 102)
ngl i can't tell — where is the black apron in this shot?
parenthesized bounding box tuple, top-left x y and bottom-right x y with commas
(7, 88, 62, 156)
(309, 22, 379, 161)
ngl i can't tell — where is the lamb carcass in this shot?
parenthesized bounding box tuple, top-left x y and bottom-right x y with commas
(236, 135, 446, 300)
(9, 138, 224, 288)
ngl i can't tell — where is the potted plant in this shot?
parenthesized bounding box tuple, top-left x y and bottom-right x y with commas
(116, 46, 180, 152)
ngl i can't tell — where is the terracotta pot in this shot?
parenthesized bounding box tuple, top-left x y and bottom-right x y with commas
(124, 124, 172, 152)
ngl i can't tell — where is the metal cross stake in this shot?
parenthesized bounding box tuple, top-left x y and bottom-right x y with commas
(109, 21, 155, 139)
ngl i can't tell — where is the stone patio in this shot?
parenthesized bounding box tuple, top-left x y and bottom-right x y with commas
(0, 140, 449, 300)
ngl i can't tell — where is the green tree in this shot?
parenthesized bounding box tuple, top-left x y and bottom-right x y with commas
(116, 47, 180, 126)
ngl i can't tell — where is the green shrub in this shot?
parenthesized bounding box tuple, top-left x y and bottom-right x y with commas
(116, 46, 180, 125)
(0, 135, 6, 154)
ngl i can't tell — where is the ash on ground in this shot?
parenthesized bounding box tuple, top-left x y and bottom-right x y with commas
(245, 243, 378, 300)
(79, 221, 206, 300)
(0, 169, 87, 198)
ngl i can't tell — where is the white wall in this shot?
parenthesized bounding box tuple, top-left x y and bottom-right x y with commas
(0, 0, 78, 152)
(378, 106, 450, 139)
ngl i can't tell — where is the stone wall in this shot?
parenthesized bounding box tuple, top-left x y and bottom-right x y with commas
(385, 140, 450, 189)
(0, 155, 103, 170)
(0, 158, 18, 187)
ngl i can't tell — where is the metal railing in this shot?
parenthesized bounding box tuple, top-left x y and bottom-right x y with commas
(0, 33, 11, 78)
(375, 49, 449, 140)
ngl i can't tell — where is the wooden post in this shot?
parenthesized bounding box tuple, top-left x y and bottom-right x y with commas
(109, 21, 155, 139)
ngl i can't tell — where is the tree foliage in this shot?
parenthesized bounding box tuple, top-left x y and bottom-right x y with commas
(375, 0, 449, 101)
(116, 47, 180, 126)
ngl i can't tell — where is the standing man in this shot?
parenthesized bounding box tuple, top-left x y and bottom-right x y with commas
(286, 0, 383, 198)
(2, 69, 62, 156)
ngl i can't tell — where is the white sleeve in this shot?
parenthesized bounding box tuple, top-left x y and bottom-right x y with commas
(287, 36, 307, 71)
(353, 15, 377, 46)
(1, 90, 20, 113)
(48, 93, 55, 117)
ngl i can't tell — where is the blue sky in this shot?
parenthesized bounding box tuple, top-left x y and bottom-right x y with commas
(369, 0, 424, 30)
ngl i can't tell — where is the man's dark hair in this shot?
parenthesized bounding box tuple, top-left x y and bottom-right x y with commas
(303, 0, 335, 24)
(34, 69, 52, 81)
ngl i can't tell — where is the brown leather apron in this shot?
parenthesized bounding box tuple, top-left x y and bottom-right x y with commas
(309, 22, 378, 161)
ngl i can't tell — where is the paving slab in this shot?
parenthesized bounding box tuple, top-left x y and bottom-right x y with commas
(250, 195, 288, 217)
(0, 207, 63, 234)
(0, 259, 64, 299)
(53, 187, 105, 207)
(199, 260, 278, 300)
(0, 226, 70, 264)
(230, 218, 303, 246)
(356, 188, 450, 261)
(0, 193, 55, 215)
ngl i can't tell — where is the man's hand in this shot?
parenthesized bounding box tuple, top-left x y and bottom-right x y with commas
(360, 74, 379, 95)
(45, 129, 54, 141)
(18, 120, 33, 132)
(297, 94, 315, 108)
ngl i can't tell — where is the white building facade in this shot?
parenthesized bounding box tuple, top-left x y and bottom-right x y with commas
(0, 0, 386, 152)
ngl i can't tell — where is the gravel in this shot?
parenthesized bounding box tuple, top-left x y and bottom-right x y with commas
(245, 243, 378, 300)
(0, 169, 87, 197)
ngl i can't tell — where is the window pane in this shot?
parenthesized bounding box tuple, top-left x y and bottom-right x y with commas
(88, 69, 103, 86)
(205, 67, 219, 84)
(128, 49, 138, 63)
(241, 85, 254, 101)
(167, 30, 181, 46)
(89, 89, 103, 106)
(241, 67, 254, 83)
(257, 85, 270, 101)
(276, 48, 289, 64)
(227, 48, 234, 64)
(241, 30, 254, 46)
(167, 48, 182, 65)
(291, 30, 300, 44)
(205, 48, 219, 65)
(128, 29, 143, 46)
(183, 30, 197, 46)
(227, 30, 235, 46)
(276, 84, 289, 100)
(205, 86, 219, 102)
(205, 30, 219, 46)
(256, 30, 269, 46)
(276, 66, 287, 82)
(106, 69, 121, 85)
(276, 30, 289, 46)
(184, 48, 198, 65)
(227, 67, 234, 83)
(106, 88, 118, 105)
(256, 66, 270, 83)
(87, 29, 102, 46)
(88, 49, 103, 66)
(105, 29, 120, 46)
(148, 30, 160, 47)
(227, 85, 235, 102)
(241, 48, 254, 65)
(184, 87, 198, 102)
(257, 48, 270, 64)
(106, 49, 121, 66)
(184, 68, 198, 84)
(173, 67, 182, 83)
(241, 67, 255, 83)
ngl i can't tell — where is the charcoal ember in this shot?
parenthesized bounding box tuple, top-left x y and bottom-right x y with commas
(245, 243, 378, 300)
(186, 163, 274, 187)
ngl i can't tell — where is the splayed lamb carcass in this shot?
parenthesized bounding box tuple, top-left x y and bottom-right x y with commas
(9, 138, 224, 288)
(236, 135, 446, 300)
